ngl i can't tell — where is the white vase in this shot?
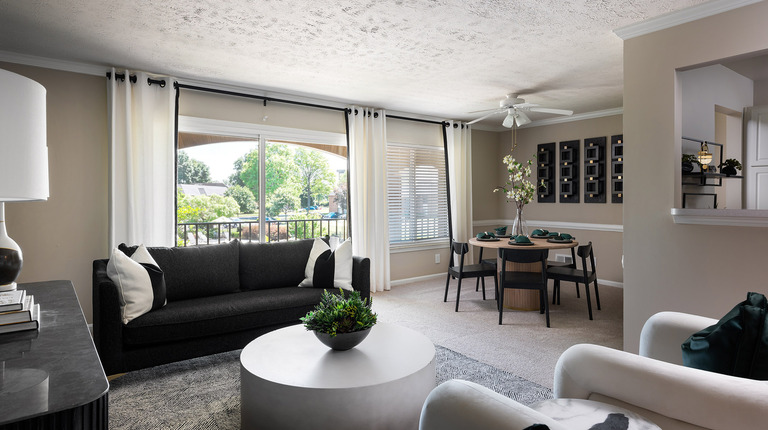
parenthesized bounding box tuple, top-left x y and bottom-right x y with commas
(512, 204, 527, 237)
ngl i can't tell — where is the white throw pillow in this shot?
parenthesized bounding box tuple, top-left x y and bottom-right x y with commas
(299, 238, 353, 291)
(106, 244, 166, 324)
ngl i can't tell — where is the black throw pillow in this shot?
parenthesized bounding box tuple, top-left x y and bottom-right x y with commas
(682, 292, 768, 379)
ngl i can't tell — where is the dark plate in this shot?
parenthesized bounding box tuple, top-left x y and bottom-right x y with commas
(547, 238, 573, 244)
(508, 241, 535, 246)
(530, 235, 550, 239)
(476, 237, 500, 242)
(496, 234, 512, 238)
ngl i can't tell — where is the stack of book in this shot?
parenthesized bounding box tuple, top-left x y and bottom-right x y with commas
(0, 289, 40, 334)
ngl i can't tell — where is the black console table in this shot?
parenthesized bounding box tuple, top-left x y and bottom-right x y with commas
(0, 281, 108, 430)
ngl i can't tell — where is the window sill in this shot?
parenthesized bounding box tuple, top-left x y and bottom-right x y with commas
(670, 208, 768, 227)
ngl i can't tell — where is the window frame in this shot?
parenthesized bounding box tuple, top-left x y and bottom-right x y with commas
(386, 141, 450, 250)
(176, 116, 347, 243)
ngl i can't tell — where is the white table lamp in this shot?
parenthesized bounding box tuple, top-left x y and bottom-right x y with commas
(0, 69, 48, 291)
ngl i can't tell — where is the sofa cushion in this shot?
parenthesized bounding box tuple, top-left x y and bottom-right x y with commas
(123, 287, 325, 345)
(106, 245, 166, 324)
(122, 241, 240, 301)
(239, 239, 314, 290)
(299, 238, 353, 291)
(530, 399, 660, 430)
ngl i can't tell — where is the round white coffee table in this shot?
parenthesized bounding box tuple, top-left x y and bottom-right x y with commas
(240, 323, 436, 430)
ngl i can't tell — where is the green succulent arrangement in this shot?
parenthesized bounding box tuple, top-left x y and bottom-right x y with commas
(300, 289, 377, 337)
(682, 153, 701, 166)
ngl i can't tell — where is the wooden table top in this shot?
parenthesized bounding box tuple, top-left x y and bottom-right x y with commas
(469, 236, 578, 250)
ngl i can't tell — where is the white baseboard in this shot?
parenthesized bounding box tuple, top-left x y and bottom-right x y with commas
(390, 272, 445, 287)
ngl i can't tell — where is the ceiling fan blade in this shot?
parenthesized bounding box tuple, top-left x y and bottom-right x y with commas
(512, 102, 538, 109)
(529, 107, 573, 116)
(515, 111, 532, 127)
(467, 110, 504, 125)
(467, 107, 503, 114)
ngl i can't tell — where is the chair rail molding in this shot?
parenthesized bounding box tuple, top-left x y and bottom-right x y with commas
(671, 208, 768, 227)
(474, 219, 623, 233)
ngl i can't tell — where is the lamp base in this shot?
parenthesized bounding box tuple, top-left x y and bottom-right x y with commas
(0, 281, 17, 292)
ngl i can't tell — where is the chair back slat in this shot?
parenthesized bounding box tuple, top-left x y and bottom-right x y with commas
(451, 241, 469, 255)
(577, 242, 592, 259)
(500, 248, 549, 264)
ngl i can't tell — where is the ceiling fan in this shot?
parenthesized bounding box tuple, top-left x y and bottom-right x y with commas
(467, 94, 573, 128)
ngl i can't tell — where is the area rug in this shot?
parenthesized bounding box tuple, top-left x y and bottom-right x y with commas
(108, 345, 553, 429)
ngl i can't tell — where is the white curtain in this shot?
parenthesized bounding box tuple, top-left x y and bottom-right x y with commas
(348, 107, 390, 293)
(108, 68, 176, 249)
(446, 121, 473, 243)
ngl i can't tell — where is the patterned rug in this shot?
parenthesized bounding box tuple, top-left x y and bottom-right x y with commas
(108, 345, 553, 429)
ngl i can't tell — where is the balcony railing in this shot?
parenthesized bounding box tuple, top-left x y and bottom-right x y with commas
(177, 218, 349, 247)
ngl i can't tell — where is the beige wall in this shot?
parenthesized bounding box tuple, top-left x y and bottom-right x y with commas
(623, 2, 768, 352)
(471, 116, 624, 284)
(1, 62, 108, 323)
(179, 90, 347, 134)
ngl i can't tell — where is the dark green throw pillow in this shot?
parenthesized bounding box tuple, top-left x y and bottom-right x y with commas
(681, 292, 768, 379)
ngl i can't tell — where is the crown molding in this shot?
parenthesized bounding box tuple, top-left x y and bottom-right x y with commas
(0, 50, 621, 130)
(0, 50, 107, 76)
(613, 0, 763, 40)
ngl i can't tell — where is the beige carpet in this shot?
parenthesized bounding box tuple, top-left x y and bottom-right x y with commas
(371, 276, 623, 388)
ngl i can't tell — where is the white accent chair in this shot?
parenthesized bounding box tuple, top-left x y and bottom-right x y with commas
(419, 311, 768, 430)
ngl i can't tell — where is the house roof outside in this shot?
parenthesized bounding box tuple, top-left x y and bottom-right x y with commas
(178, 183, 228, 197)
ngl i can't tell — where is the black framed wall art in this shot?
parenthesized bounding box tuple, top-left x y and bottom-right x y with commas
(559, 140, 580, 203)
(537, 142, 556, 203)
(583, 136, 606, 203)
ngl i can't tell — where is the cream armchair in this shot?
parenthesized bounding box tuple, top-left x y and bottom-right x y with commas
(420, 312, 768, 430)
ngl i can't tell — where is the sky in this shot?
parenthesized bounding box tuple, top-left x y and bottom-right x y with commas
(181, 141, 347, 183)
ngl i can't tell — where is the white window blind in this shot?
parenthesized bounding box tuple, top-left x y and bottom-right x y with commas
(387, 143, 449, 244)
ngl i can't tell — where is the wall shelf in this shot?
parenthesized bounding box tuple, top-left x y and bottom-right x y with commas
(671, 208, 768, 227)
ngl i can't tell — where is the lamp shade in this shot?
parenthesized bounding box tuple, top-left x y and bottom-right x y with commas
(0, 69, 48, 201)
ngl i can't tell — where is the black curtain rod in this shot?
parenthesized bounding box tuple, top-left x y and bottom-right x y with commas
(106, 72, 167, 88)
(175, 82, 348, 113)
(174, 82, 453, 125)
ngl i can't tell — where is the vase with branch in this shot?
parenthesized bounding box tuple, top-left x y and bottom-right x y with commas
(494, 153, 539, 237)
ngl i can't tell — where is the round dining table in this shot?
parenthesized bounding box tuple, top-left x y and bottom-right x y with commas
(468, 236, 578, 310)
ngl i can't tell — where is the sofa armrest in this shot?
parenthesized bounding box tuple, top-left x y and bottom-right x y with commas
(419, 379, 566, 430)
(554, 344, 768, 430)
(352, 256, 370, 302)
(639, 311, 717, 365)
(92, 259, 125, 375)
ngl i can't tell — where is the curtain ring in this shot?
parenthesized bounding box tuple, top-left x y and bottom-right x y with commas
(374, 112, 379, 118)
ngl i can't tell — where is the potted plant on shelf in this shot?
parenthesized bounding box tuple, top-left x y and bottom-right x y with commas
(681, 153, 699, 173)
(719, 158, 743, 176)
(300, 289, 377, 351)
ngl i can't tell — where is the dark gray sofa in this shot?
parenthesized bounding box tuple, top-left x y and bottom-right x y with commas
(92, 238, 370, 375)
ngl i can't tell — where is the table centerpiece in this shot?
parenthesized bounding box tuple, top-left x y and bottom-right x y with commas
(300, 289, 377, 351)
(494, 152, 539, 237)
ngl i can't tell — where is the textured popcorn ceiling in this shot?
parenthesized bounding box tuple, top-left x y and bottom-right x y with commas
(0, 0, 709, 125)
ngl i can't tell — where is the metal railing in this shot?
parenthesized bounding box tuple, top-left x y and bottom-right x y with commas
(177, 218, 349, 247)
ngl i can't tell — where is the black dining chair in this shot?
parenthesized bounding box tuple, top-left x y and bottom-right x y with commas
(475, 247, 498, 294)
(546, 241, 601, 320)
(498, 248, 550, 327)
(546, 247, 580, 298)
(445, 241, 498, 312)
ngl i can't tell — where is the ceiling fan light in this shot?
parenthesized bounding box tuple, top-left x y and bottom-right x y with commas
(502, 113, 515, 128)
(515, 112, 531, 127)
